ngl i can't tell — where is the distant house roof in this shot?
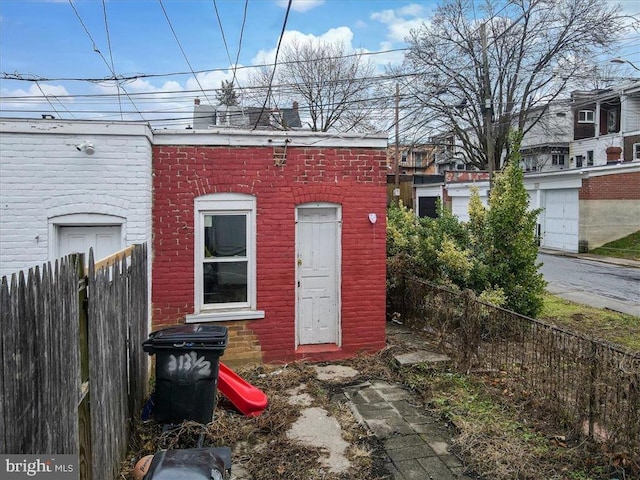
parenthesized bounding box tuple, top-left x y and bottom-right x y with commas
(193, 98, 302, 130)
(571, 79, 640, 107)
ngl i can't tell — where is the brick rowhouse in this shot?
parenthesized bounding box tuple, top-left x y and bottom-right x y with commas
(152, 131, 388, 365)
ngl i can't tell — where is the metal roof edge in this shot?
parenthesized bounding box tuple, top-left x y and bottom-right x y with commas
(0, 117, 153, 141)
(152, 128, 388, 148)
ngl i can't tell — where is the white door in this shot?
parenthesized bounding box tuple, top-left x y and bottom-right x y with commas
(296, 205, 340, 346)
(451, 197, 471, 222)
(58, 225, 122, 263)
(542, 189, 579, 252)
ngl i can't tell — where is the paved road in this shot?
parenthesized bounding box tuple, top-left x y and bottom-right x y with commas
(538, 252, 640, 317)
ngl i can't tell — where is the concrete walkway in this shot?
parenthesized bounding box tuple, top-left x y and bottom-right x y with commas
(344, 324, 473, 480)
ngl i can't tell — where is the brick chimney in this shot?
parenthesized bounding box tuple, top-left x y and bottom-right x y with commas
(606, 146, 622, 163)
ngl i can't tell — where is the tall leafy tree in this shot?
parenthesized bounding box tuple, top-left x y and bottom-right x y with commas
(216, 80, 239, 106)
(401, 0, 625, 171)
(481, 132, 546, 316)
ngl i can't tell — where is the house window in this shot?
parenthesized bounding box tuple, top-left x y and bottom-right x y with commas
(607, 110, 618, 133)
(203, 214, 247, 304)
(633, 143, 640, 161)
(552, 154, 566, 166)
(587, 150, 594, 166)
(401, 151, 408, 164)
(578, 110, 595, 123)
(523, 155, 538, 172)
(190, 193, 263, 322)
(576, 155, 584, 167)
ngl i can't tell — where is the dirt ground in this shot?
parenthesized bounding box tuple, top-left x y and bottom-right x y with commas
(120, 352, 397, 480)
(120, 331, 639, 480)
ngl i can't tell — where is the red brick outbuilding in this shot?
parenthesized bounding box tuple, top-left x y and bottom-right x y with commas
(152, 130, 388, 366)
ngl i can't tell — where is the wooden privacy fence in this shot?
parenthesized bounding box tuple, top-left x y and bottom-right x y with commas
(0, 244, 149, 480)
(390, 275, 640, 456)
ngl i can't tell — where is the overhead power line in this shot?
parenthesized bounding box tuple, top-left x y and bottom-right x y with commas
(102, 0, 123, 120)
(253, 0, 292, 130)
(158, 0, 214, 106)
(1, 48, 409, 84)
(231, 0, 249, 90)
(67, 0, 145, 121)
(212, 0, 234, 70)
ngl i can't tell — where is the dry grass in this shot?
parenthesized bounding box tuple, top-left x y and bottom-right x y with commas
(120, 357, 393, 480)
(120, 332, 638, 480)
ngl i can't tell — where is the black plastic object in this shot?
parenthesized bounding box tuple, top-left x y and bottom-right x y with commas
(144, 447, 232, 480)
(143, 324, 228, 424)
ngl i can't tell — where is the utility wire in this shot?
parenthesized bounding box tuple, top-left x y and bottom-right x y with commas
(1, 48, 409, 83)
(33, 81, 62, 118)
(212, 0, 233, 69)
(68, 0, 111, 68)
(252, 0, 292, 130)
(102, 0, 123, 120)
(159, 0, 214, 106)
(231, 0, 249, 90)
(68, 0, 145, 121)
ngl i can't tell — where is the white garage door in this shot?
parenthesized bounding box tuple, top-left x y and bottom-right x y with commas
(451, 197, 471, 222)
(58, 225, 122, 263)
(542, 189, 579, 252)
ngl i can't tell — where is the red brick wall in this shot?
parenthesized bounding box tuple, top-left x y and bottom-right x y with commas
(579, 172, 640, 200)
(152, 144, 387, 364)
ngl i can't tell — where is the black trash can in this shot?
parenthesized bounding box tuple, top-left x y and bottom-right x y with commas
(143, 324, 228, 424)
(143, 447, 232, 480)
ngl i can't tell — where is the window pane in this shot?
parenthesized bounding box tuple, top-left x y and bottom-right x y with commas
(203, 262, 248, 304)
(204, 215, 246, 258)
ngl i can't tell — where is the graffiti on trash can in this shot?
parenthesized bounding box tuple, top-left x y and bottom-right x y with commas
(167, 351, 212, 377)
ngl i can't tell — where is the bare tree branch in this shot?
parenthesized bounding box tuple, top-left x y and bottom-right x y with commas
(401, 0, 626, 171)
(247, 39, 377, 132)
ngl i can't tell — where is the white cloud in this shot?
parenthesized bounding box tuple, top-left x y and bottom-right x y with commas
(1, 83, 70, 98)
(354, 19, 367, 29)
(252, 27, 356, 65)
(276, 0, 324, 13)
(371, 4, 429, 43)
(0, 83, 71, 117)
(397, 4, 427, 17)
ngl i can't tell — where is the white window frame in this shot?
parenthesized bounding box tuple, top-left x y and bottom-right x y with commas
(633, 143, 640, 161)
(187, 193, 264, 322)
(578, 110, 595, 123)
(607, 110, 618, 133)
(551, 153, 565, 166)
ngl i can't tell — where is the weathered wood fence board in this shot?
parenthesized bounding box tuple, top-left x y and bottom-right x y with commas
(0, 258, 80, 454)
(0, 244, 149, 480)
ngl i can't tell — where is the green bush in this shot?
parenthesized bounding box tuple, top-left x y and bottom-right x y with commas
(386, 132, 546, 319)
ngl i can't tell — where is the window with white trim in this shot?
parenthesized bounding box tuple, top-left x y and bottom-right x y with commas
(193, 193, 259, 318)
(578, 110, 595, 123)
(634, 143, 640, 161)
(551, 153, 566, 166)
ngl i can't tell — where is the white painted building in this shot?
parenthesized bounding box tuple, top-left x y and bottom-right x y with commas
(417, 163, 640, 253)
(519, 101, 572, 172)
(570, 80, 640, 167)
(0, 118, 153, 277)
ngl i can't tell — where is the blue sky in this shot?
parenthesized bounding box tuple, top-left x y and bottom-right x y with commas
(1, 0, 639, 127)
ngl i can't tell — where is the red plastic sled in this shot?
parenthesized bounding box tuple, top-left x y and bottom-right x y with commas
(217, 362, 268, 417)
